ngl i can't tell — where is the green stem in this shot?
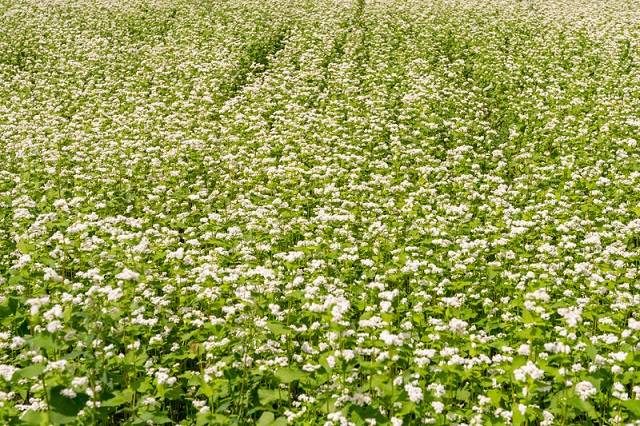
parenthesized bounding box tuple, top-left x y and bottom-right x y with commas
(41, 375, 51, 422)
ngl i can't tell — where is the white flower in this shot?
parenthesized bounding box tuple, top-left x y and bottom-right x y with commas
(517, 344, 530, 356)
(541, 411, 554, 426)
(428, 383, 446, 398)
(10, 336, 26, 350)
(404, 383, 423, 402)
(71, 377, 89, 388)
(154, 370, 177, 386)
(61, 388, 77, 398)
(612, 382, 628, 400)
(379, 330, 403, 346)
(47, 320, 63, 333)
(610, 352, 628, 362)
(192, 400, 207, 409)
(0, 365, 17, 381)
(11, 254, 31, 270)
(513, 361, 544, 382)
(141, 397, 157, 406)
(45, 360, 68, 373)
(526, 288, 550, 302)
(628, 318, 640, 331)
(575, 381, 597, 400)
(115, 268, 140, 281)
(557, 307, 582, 327)
(43, 305, 63, 320)
(326, 356, 336, 369)
(431, 401, 444, 414)
(448, 318, 468, 334)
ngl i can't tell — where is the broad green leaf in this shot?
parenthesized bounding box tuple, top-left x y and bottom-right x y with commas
(48, 386, 89, 416)
(138, 411, 172, 424)
(17, 364, 46, 379)
(102, 389, 134, 407)
(274, 367, 305, 384)
(621, 400, 640, 417)
(522, 309, 536, 324)
(20, 410, 48, 426)
(271, 417, 287, 426)
(29, 335, 59, 351)
(0, 297, 18, 319)
(266, 322, 290, 336)
(456, 388, 470, 401)
(571, 397, 598, 419)
(487, 389, 502, 406)
(50, 411, 77, 425)
(397, 401, 416, 416)
(512, 405, 525, 426)
(211, 413, 231, 425)
(258, 388, 286, 405)
(257, 412, 275, 426)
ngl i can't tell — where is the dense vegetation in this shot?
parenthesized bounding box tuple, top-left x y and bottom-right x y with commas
(1, 0, 639, 424)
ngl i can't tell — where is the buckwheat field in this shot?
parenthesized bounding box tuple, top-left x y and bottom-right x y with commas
(1, 0, 639, 424)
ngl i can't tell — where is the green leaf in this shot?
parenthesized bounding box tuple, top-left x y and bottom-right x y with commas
(522, 309, 536, 324)
(456, 388, 470, 401)
(17, 364, 46, 379)
(16, 241, 36, 253)
(196, 414, 210, 426)
(48, 386, 89, 416)
(512, 405, 525, 426)
(257, 412, 286, 426)
(274, 367, 305, 384)
(102, 389, 133, 407)
(197, 413, 230, 426)
(29, 335, 59, 351)
(19, 410, 48, 426)
(571, 397, 598, 419)
(487, 389, 502, 406)
(257, 412, 275, 426)
(210, 414, 231, 425)
(258, 388, 286, 405)
(0, 297, 18, 319)
(49, 411, 77, 425)
(138, 411, 172, 424)
(266, 322, 290, 336)
(621, 400, 640, 417)
(396, 401, 416, 416)
(351, 405, 383, 425)
(131, 377, 152, 393)
(370, 375, 392, 396)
